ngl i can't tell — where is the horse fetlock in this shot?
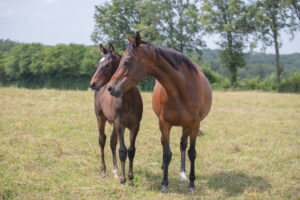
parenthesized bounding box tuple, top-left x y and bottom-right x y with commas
(189, 174, 196, 182)
(179, 171, 187, 182)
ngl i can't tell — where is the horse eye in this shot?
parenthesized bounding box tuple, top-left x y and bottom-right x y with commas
(105, 64, 109, 68)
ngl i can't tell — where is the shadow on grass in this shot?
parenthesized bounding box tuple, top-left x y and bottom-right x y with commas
(135, 169, 271, 196)
(207, 171, 271, 196)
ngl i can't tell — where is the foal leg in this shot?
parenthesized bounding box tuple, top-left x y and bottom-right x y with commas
(127, 123, 140, 186)
(97, 117, 107, 178)
(188, 124, 199, 189)
(159, 120, 172, 193)
(110, 127, 119, 179)
(179, 127, 189, 182)
(115, 120, 127, 184)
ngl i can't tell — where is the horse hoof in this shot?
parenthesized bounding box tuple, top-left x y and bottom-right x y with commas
(179, 171, 187, 182)
(101, 173, 106, 178)
(129, 180, 134, 186)
(112, 169, 119, 179)
(189, 182, 195, 190)
(161, 185, 167, 193)
(120, 178, 126, 185)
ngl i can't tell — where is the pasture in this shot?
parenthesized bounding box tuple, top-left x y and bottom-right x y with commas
(0, 87, 299, 199)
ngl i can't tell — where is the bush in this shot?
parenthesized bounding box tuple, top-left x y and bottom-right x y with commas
(278, 73, 300, 93)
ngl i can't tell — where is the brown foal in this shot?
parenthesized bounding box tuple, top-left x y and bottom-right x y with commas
(90, 43, 143, 186)
(108, 33, 212, 193)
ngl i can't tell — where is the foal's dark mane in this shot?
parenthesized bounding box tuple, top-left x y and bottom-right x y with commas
(126, 41, 197, 72)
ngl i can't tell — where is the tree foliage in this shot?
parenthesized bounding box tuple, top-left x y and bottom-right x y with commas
(200, 0, 251, 84)
(252, 0, 299, 83)
(92, 0, 205, 56)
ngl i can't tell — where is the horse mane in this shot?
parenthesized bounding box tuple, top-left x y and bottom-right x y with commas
(126, 41, 197, 72)
(150, 44, 197, 72)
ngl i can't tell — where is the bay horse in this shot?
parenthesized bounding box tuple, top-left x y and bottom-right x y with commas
(108, 32, 212, 193)
(90, 43, 143, 186)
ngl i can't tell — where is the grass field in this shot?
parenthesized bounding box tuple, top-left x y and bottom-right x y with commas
(0, 87, 299, 200)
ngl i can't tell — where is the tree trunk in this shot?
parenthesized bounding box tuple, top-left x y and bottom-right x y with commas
(274, 32, 281, 83)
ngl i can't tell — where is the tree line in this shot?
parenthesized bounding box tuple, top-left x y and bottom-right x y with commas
(0, 39, 156, 90)
(0, 0, 299, 92)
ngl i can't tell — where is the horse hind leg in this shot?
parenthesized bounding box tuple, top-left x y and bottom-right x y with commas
(179, 127, 189, 182)
(97, 118, 107, 178)
(110, 127, 119, 179)
(188, 124, 199, 190)
(127, 123, 140, 186)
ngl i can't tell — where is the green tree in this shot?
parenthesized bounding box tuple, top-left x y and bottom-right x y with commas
(0, 51, 8, 81)
(161, 0, 205, 55)
(253, 0, 299, 83)
(134, 0, 166, 45)
(200, 0, 251, 84)
(0, 39, 18, 52)
(92, 0, 138, 51)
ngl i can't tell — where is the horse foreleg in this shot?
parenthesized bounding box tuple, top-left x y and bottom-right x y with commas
(127, 123, 140, 186)
(159, 120, 172, 193)
(115, 120, 127, 184)
(97, 117, 107, 178)
(110, 127, 119, 179)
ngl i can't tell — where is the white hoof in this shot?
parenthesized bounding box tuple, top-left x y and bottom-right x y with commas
(179, 171, 187, 182)
(112, 169, 119, 179)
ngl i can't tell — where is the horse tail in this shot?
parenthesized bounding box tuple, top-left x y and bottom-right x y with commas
(197, 130, 205, 136)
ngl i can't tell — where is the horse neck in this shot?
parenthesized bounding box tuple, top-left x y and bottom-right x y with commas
(108, 54, 122, 83)
(147, 52, 189, 101)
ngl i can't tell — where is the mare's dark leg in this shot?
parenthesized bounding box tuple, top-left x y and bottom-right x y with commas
(127, 123, 140, 186)
(188, 124, 199, 189)
(159, 120, 172, 193)
(110, 127, 119, 178)
(179, 127, 189, 181)
(115, 120, 127, 184)
(97, 117, 107, 178)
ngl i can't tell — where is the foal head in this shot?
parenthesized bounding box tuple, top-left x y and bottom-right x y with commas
(108, 32, 149, 97)
(90, 43, 120, 90)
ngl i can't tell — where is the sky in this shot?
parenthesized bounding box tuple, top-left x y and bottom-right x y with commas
(0, 0, 299, 54)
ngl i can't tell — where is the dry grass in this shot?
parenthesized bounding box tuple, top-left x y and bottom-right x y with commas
(0, 87, 299, 199)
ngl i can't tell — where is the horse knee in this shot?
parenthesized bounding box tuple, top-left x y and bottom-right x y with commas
(119, 147, 127, 162)
(110, 135, 116, 150)
(128, 146, 136, 161)
(99, 135, 106, 148)
(163, 149, 172, 164)
(188, 148, 196, 161)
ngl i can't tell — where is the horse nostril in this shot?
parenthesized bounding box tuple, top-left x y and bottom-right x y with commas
(90, 82, 96, 88)
(108, 86, 112, 92)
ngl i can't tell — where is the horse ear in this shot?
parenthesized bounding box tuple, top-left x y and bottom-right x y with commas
(126, 34, 134, 42)
(134, 32, 141, 47)
(108, 43, 115, 55)
(99, 44, 107, 55)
